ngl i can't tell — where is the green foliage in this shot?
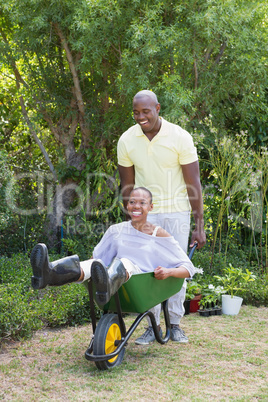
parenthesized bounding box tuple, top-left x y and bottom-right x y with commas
(0, 150, 13, 231)
(191, 242, 255, 276)
(199, 293, 218, 310)
(242, 276, 268, 307)
(0, 149, 52, 255)
(0, 254, 97, 343)
(0, 0, 267, 325)
(192, 247, 268, 307)
(197, 130, 255, 251)
(0, 254, 32, 287)
(1, 0, 268, 155)
(185, 280, 202, 300)
(214, 264, 256, 298)
(0, 284, 42, 340)
(192, 124, 268, 270)
(0, 0, 267, 257)
(34, 285, 93, 328)
(200, 283, 225, 307)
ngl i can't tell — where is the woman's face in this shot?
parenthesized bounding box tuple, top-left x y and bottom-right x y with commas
(127, 189, 153, 222)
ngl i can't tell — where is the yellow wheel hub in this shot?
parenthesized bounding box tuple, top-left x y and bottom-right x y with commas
(105, 323, 121, 363)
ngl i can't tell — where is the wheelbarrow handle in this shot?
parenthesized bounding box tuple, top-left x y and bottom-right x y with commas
(188, 242, 198, 261)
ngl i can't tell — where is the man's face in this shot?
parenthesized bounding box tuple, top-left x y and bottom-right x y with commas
(133, 95, 161, 135)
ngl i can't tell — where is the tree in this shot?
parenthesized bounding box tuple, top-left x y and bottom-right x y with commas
(0, 0, 267, 249)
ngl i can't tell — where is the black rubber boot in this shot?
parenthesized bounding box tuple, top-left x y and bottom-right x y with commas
(30, 243, 81, 289)
(91, 258, 127, 305)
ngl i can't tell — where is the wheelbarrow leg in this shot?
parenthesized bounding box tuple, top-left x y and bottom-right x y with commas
(146, 300, 171, 344)
(87, 279, 97, 333)
(114, 291, 126, 337)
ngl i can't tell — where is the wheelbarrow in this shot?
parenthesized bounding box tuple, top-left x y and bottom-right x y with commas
(84, 243, 197, 370)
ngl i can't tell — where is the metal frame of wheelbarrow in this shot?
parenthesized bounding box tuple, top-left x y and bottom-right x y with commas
(84, 243, 197, 369)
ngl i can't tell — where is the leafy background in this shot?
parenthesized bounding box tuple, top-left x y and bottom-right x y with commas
(0, 0, 267, 342)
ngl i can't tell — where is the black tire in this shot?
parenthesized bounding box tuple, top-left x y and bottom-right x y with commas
(93, 313, 125, 370)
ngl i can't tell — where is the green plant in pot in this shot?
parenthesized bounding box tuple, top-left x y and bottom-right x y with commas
(214, 264, 256, 315)
(185, 280, 202, 300)
(185, 280, 202, 313)
(198, 287, 223, 316)
(198, 295, 211, 316)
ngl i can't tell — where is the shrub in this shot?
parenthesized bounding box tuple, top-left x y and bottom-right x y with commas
(241, 276, 268, 307)
(0, 284, 42, 341)
(35, 284, 94, 327)
(0, 254, 32, 287)
(0, 254, 98, 343)
(191, 241, 257, 277)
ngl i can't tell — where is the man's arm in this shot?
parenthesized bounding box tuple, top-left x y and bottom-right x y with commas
(181, 160, 206, 249)
(118, 164, 135, 218)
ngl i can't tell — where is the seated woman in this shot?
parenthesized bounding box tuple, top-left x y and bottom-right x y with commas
(31, 187, 196, 306)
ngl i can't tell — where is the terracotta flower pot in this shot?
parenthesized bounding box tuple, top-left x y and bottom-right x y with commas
(190, 294, 202, 313)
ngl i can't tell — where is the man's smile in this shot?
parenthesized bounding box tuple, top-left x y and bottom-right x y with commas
(139, 120, 148, 125)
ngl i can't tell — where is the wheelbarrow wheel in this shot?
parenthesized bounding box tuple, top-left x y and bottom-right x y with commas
(93, 313, 125, 370)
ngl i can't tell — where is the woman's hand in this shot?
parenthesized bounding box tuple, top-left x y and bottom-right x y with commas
(154, 265, 191, 280)
(154, 266, 170, 280)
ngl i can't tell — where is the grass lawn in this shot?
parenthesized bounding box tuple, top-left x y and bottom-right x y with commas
(0, 305, 267, 401)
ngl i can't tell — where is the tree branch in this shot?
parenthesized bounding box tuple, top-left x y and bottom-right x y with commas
(194, 59, 198, 89)
(214, 41, 227, 66)
(204, 45, 214, 66)
(53, 22, 91, 144)
(53, 23, 85, 117)
(1, 28, 57, 180)
(19, 96, 58, 181)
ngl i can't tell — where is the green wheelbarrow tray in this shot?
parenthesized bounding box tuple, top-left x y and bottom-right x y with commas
(84, 244, 197, 370)
(96, 273, 185, 313)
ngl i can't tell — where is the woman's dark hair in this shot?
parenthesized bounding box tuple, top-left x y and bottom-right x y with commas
(129, 187, 153, 203)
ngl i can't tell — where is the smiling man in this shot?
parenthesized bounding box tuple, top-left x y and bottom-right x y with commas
(117, 90, 206, 345)
(132, 91, 161, 139)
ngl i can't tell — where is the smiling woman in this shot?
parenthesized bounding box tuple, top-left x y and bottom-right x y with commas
(127, 187, 174, 238)
(30, 186, 196, 306)
(127, 187, 154, 230)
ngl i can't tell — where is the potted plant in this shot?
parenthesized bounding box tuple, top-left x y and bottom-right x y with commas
(197, 287, 223, 316)
(214, 264, 255, 315)
(184, 280, 202, 314)
(197, 295, 212, 316)
(208, 284, 223, 315)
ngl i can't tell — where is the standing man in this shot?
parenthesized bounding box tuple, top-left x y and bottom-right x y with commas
(117, 90, 206, 345)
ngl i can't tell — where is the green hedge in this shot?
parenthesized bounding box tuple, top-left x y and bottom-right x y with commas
(0, 254, 97, 343)
(242, 278, 268, 307)
(0, 252, 267, 344)
(192, 245, 268, 307)
(0, 284, 42, 340)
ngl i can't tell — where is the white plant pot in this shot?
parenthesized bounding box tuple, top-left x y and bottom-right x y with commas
(222, 295, 243, 315)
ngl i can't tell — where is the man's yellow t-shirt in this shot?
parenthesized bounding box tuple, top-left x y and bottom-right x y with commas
(117, 118, 198, 214)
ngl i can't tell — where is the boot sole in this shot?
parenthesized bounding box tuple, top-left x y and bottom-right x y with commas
(91, 260, 109, 305)
(30, 243, 47, 289)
